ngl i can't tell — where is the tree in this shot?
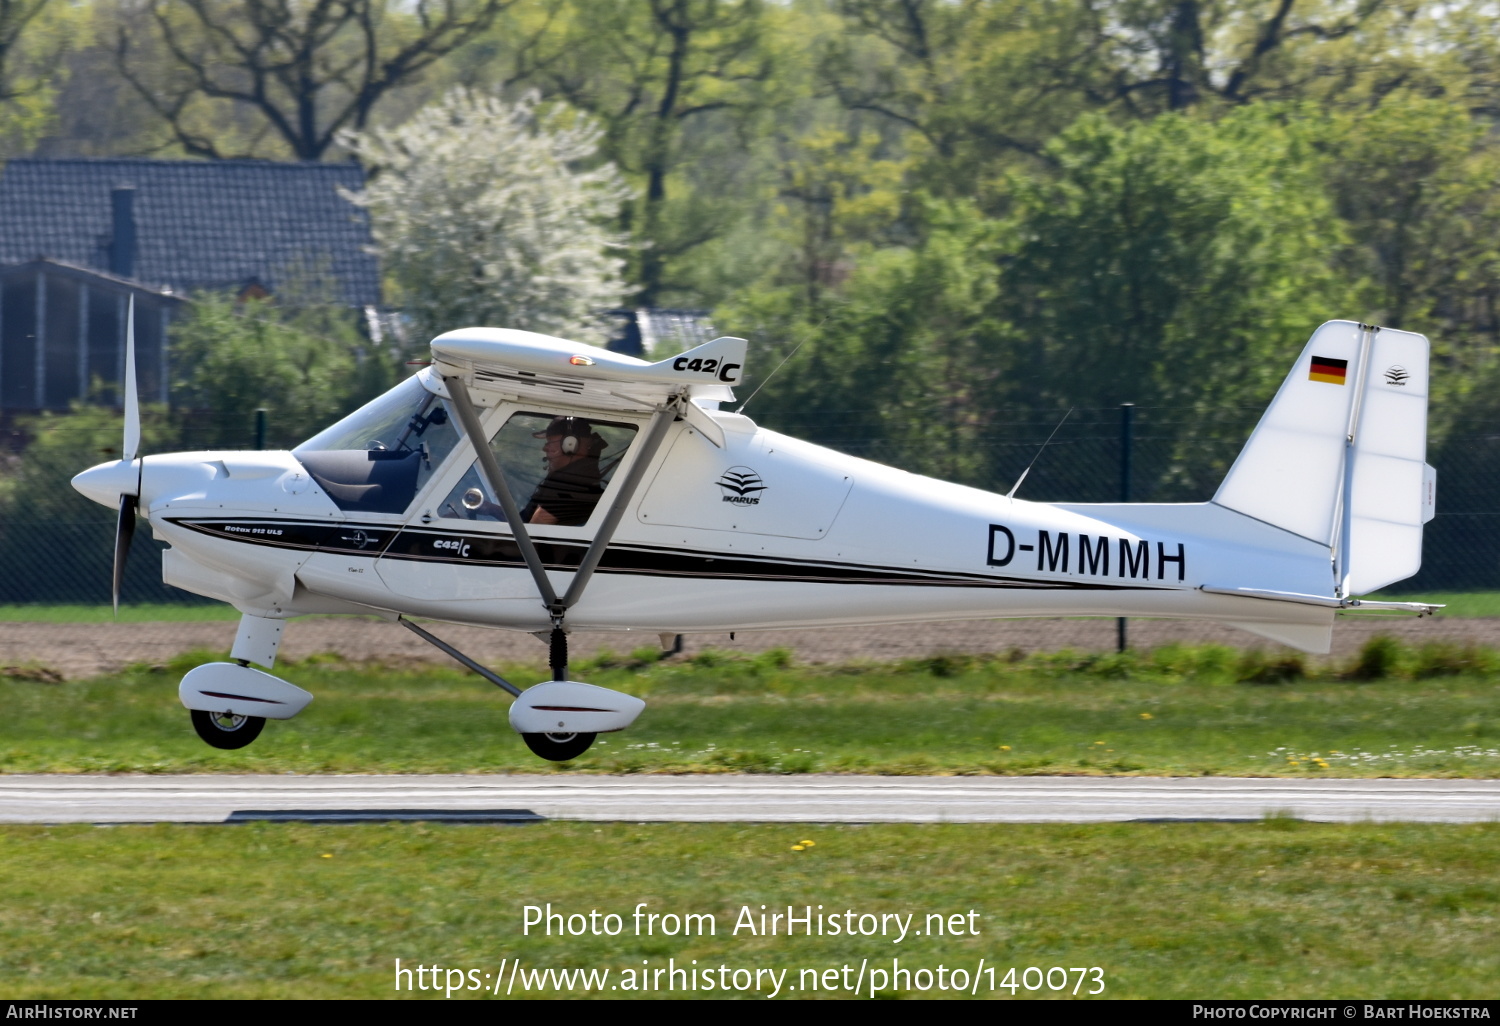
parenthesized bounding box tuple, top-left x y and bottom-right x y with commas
(990, 107, 1363, 495)
(170, 293, 394, 449)
(818, 0, 1402, 200)
(526, 0, 778, 304)
(0, 0, 76, 154)
(729, 107, 1361, 499)
(113, 0, 508, 160)
(341, 88, 630, 346)
(725, 199, 1006, 486)
(1320, 98, 1500, 342)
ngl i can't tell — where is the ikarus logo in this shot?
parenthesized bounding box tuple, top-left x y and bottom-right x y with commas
(716, 467, 766, 506)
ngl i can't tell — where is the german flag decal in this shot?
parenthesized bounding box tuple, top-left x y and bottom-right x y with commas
(1309, 355, 1349, 385)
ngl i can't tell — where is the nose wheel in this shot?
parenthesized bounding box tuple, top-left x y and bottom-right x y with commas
(522, 732, 597, 761)
(191, 709, 266, 750)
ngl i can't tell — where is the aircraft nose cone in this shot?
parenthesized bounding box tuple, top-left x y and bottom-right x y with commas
(71, 459, 140, 508)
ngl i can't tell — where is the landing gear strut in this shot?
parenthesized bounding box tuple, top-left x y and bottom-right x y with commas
(519, 626, 597, 761)
(180, 615, 302, 751)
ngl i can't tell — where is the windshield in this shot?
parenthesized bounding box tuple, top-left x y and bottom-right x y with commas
(294, 374, 461, 515)
(299, 375, 430, 452)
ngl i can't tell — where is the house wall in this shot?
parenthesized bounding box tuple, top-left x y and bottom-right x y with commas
(0, 267, 171, 411)
(0, 277, 36, 409)
(44, 275, 79, 408)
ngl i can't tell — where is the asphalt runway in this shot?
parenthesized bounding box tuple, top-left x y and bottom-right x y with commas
(3, 775, 1499, 824)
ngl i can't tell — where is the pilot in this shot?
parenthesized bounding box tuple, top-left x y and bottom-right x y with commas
(522, 417, 608, 526)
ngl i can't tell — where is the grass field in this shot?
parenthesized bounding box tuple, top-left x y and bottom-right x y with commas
(0, 604, 240, 623)
(3, 639, 1499, 776)
(2, 819, 1496, 999)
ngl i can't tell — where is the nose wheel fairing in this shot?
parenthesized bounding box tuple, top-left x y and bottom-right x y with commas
(178, 662, 313, 721)
(508, 680, 645, 735)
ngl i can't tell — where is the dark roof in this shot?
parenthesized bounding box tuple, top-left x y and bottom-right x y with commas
(0, 158, 379, 307)
(606, 308, 715, 356)
(0, 256, 184, 302)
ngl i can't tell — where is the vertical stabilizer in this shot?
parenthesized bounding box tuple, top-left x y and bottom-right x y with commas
(1213, 320, 1433, 596)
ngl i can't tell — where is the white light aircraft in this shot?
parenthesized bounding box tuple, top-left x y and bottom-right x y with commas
(72, 309, 1439, 759)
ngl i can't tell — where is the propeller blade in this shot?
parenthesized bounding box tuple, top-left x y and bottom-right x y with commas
(112, 493, 136, 616)
(122, 295, 139, 463)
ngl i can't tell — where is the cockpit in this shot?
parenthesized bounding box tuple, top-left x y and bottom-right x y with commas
(438, 412, 637, 526)
(293, 373, 638, 527)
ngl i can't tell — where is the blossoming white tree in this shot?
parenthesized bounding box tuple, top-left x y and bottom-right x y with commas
(342, 89, 631, 346)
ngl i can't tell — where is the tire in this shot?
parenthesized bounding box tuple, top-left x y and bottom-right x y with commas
(522, 731, 597, 761)
(190, 709, 267, 750)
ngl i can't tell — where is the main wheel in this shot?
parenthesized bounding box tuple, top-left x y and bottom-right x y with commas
(522, 731, 597, 761)
(190, 709, 266, 750)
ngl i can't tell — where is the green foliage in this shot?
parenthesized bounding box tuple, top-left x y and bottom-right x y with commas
(731, 108, 1361, 495)
(0, 604, 240, 622)
(989, 107, 1359, 493)
(725, 198, 1007, 485)
(1348, 635, 1404, 681)
(502, 0, 781, 305)
(169, 293, 395, 450)
(0, 0, 84, 156)
(1001, 109, 1349, 400)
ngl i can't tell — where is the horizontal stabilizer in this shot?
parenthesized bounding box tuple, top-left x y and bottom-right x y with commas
(1201, 585, 1342, 608)
(1202, 586, 1440, 616)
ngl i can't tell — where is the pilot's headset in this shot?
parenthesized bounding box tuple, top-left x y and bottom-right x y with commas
(538, 417, 591, 455)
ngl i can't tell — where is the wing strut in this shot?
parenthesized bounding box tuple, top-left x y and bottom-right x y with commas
(445, 374, 561, 608)
(559, 401, 676, 608)
(443, 374, 681, 679)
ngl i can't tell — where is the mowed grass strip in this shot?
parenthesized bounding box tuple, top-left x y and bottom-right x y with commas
(3, 639, 1499, 776)
(0, 820, 1496, 999)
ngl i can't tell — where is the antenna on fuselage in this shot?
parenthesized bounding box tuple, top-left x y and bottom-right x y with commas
(734, 317, 827, 415)
(1006, 406, 1073, 500)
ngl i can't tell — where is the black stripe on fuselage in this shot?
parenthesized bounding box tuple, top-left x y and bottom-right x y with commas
(166, 517, 1168, 592)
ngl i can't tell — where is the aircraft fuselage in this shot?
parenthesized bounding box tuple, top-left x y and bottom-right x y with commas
(123, 391, 1336, 643)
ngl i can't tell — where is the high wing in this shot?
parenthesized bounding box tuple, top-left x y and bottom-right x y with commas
(430, 328, 748, 412)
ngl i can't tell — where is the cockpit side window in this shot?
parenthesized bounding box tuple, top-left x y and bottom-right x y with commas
(440, 411, 638, 527)
(294, 375, 461, 515)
